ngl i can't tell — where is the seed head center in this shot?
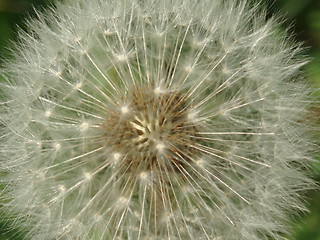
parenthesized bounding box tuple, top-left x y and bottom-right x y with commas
(103, 87, 199, 173)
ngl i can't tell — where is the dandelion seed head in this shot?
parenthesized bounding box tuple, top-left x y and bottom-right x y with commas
(0, 0, 316, 239)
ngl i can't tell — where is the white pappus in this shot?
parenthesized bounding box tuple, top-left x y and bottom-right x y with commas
(0, 0, 317, 239)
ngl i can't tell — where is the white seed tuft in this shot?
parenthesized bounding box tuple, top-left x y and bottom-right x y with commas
(54, 142, 61, 151)
(113, 152, 121, 161)
(120, 105, 130, 114)
(84, 172, 92, 180)
(80, 122, 89, 131)
(155, 142, 165, 152)
(45, 110, 52, 117)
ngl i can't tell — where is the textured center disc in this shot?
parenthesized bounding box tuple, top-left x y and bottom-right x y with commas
(103, 87, 199, 174)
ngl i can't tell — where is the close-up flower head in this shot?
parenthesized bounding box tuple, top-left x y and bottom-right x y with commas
(0, 0, 318, 239)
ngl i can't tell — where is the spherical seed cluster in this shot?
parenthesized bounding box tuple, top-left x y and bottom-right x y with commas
(0, 0, 315, 239)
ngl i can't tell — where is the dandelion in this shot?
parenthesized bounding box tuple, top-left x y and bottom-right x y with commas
(0, 0, 316, 239)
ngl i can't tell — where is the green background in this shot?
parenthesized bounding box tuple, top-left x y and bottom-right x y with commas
(0, 0, 319, 239)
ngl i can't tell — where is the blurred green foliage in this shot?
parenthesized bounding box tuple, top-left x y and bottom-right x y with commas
(0, 0, 319, 239)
